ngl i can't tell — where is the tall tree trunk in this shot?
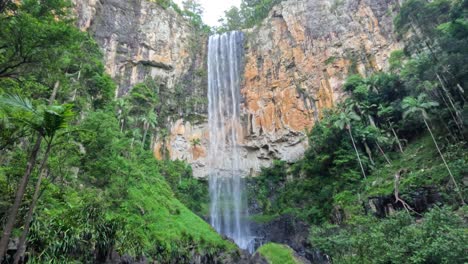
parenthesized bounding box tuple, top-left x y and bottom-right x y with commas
(13, 141, 53, 264)
(348, 126, 366, 179)
(389, 124, 404, 153)
(6, 81, 60, 263)
(368, 115, 377, 128)
(375, 141, 391, 165)
(364, 141, 375, 165)
(456, 83, 465, 102)
(436, 74, 464, 131)
(423, 118, 465, 205)
(0, 135, 42, 260)
(49, 81, 60, 104)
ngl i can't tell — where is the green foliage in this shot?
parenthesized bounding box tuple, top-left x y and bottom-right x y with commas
(216, 0, 285, 32)
(248, 113, 368, 224)
(402, 94, 439, 120)
(311, 207, 468, 264)
(1, 0, 467, 262)
(361, 134, 467, 201)
(29, 188, 121, 263)
(151, 0, 181, 12)
(248, 0, 467, 251)
(106, 153, 234, 261)
(117, 77, 207, 150)
(0, 1, 234, 262)
(257, 243, 301, 264)
(389, 50, 406, 72)
(0, 0, 115, 108)
(324, 56, 337, 65)
(181, 0, 210, 33)
(21, 108, 235, 262)
(158, 160, 210, 217)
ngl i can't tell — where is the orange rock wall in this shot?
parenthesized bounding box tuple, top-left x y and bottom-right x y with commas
(241, 0, 402, 143)
(153, 0, 403, 178)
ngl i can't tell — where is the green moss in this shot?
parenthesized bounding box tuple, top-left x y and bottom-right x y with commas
(249, 214, 279, 224)
(257, 243, 302, 264)
(324, 56, 337, 65)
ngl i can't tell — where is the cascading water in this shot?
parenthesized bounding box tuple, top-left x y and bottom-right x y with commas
(207, 31, 253, 252)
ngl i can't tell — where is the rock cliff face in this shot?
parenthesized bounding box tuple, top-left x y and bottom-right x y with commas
(240, 0, 402, 167)
(158, 0, 402, 177)
(74, 0, 401, 178)
(73, 0, 206, 97)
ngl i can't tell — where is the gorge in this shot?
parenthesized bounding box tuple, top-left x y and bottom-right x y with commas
(0, 0, 466, 263)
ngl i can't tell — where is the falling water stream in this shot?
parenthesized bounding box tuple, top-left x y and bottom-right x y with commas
(207, 31, 253, 252)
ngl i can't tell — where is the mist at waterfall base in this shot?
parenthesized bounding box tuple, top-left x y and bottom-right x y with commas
(207, 31, 255, 253)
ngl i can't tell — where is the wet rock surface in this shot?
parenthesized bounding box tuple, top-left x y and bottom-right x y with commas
(365, 186, 442, 218)
(251, 215, 330, 263)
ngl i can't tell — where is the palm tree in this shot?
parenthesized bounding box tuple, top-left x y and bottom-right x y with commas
(357, 127, 376, 166)
(402, 94, 465, 205)
(378, 105, 404, 153)
(373, 132, 392, 165)
(116, 98, 130, 133)
(334, 108, 367, 179)
(140, 110, 158, 149)
(347, 99, 392, 166)
(0, 94, 74, 260)
(13, 104, 73, 264)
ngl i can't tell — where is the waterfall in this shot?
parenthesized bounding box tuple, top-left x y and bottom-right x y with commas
(207, 31, 253, 251)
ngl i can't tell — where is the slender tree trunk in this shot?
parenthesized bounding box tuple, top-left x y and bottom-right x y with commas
(14, 81, 61, 262)
(364, 141, 375, 165)
(389, 124, 404, 153)
(437, 114, 458, 142)
(49, 81, 60, 104)
(348, 126, 366, 179)
(0, 135, 42, 260)
(423, 118, 465, 205)
(456, 83, 465, 102)
(13, 141, 53, 264)
(436, 74, 464, 131)
(436, 88, 462, 133)
(375, 141, 391, 165)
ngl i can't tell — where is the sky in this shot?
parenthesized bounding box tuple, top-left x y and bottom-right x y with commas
(174, 0, 241, 26)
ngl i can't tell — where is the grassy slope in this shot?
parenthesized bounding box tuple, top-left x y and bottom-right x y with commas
(115, 170, 236, 256)
(257, 243, 302, 264)
(30, 157, 236, 262)
(334, 134, 467, 218)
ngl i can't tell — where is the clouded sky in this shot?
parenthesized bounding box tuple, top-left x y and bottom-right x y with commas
(174, 0, 241, 26)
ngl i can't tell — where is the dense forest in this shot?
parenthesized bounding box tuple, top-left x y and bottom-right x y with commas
(247, 0, 468, 262)
(0, 0, 235, 263)
(0, 0, 467, 263)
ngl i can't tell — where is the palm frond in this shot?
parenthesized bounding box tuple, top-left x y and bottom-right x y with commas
(0, 93, 36, 114)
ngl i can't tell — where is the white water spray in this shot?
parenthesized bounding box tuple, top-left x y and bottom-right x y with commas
(207, 31, 253, 251)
